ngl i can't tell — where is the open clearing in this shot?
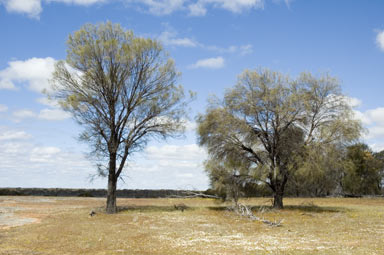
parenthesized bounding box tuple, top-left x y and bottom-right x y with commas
(0, 196, 383, 254)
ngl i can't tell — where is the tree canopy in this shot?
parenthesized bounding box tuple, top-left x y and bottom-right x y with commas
(51, 22, 190, 213)
(197, 69, 362, 208)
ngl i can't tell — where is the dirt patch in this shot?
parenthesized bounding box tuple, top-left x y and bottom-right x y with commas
(0, 213, 38, 229)
(0, 196, 103, 229)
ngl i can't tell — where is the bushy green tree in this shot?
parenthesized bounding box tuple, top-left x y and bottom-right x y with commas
(198, 69, 361, 208)
(342, 144, 382, 195)
(374, 150, 384, 193)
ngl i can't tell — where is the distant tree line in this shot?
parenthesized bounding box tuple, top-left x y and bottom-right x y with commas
(0, 188, 193, 198)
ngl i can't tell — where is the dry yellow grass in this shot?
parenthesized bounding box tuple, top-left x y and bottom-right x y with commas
(0, 196, 383, 254)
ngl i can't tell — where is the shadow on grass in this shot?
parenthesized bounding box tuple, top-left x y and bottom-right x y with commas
(282, 205, 346, 213)
(207, 204, 346, 213)
(116, 205, 195, 213)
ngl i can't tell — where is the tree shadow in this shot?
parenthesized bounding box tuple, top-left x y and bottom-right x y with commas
(282, 205, 346, 213)
(207, 204, 347, 213)
(116, 205, 195, 213)
(207, 206, 229, 211)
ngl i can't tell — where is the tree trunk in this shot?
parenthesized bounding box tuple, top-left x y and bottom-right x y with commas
(272, 177, 287, 209)
(106, 153, 117, 214)
(273, 191, 284, 209)
(106, 174, 117, 213)
(271, 168, 288, 209)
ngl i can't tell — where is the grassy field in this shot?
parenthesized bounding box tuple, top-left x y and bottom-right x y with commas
(0, 196, 383, 254)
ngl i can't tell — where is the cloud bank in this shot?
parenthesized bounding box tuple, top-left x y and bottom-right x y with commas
(1, 0, 288, 18)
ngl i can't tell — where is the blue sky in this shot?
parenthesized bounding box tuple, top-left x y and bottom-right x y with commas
(0, 0, 384, 190)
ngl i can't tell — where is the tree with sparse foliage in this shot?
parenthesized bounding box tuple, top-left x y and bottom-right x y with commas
(197, 69, 361, 209)
(50, 22, 189, 214)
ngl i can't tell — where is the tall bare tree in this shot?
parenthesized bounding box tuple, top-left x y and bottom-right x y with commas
(197, 69, 361, 209)
(50, 22, 190, 213)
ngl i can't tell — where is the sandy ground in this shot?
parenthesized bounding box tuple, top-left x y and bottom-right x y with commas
(0, 196, 103, 229)
(0, 196, 383, 254)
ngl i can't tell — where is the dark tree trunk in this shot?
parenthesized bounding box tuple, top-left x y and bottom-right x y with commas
(273, 190, 284, 209)
(271, 171, 288, 209)
(106, 153, 117, 214)
(106, 175, 117, 213)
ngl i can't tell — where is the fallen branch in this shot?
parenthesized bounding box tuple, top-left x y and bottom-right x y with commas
(231, 203, 283, 227)
(167, 191, 220, 199)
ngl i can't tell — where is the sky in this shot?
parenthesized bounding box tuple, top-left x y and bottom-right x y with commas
(0, 0, 384, 190)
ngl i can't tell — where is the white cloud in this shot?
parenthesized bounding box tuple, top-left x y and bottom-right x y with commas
(355, 107, 384, 130)
(190, 56, 225, 69)
(122, 143, 209, 189)
(126, 0, 264, 16)
(353, 110, 371, 125)
(370, 143, 384, 152)
(0, 57, 56, 93)
(159, 30, 198, 47)
(37, 97, 72, 121)
(126, 0, 185, 15)
(193, 0, 264, 14)
(0, 77, 17, 90)
(146, 144, 206, 161)
(184, 120, 197, 131)
(353, 106, 384, 141)
(36, 97, 60, 108)
(0, 133, 210, 189)
(206, 44, 253, 55)
(30, 146, 61, 163)
(0, 104, 8, 112)
(1, 0, 285, 18)
(345, 96, 362, 108)
(12, 109, 36, 119)
(272, 0, 293, 7)
(366, 126, 384, 140)
(38, 108, 71, 120)
(47, 0, 105, 5)
(12, 108, 70, 121)
(188, 2, 206, 16)
(0, 138, 100, 188)
(376, 30, 384, 52)
(0, 129, 31, 141)
(238, 44, 253, 55)
(158, 25, 253, 56)
(0, 0, 105, 18)
(365, 107, 384, 125)
(1, 0, 42, 18)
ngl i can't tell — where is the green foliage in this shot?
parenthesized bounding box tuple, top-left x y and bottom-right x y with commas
(50, 22, 190, 213)
(286, 144, 346, 197)
(342, 144, 382, 195)
(198, 68, 362, 208)
(51, 21, 188, 171)
(374, 150, 384, 192)
(204, 158, 251, 204)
